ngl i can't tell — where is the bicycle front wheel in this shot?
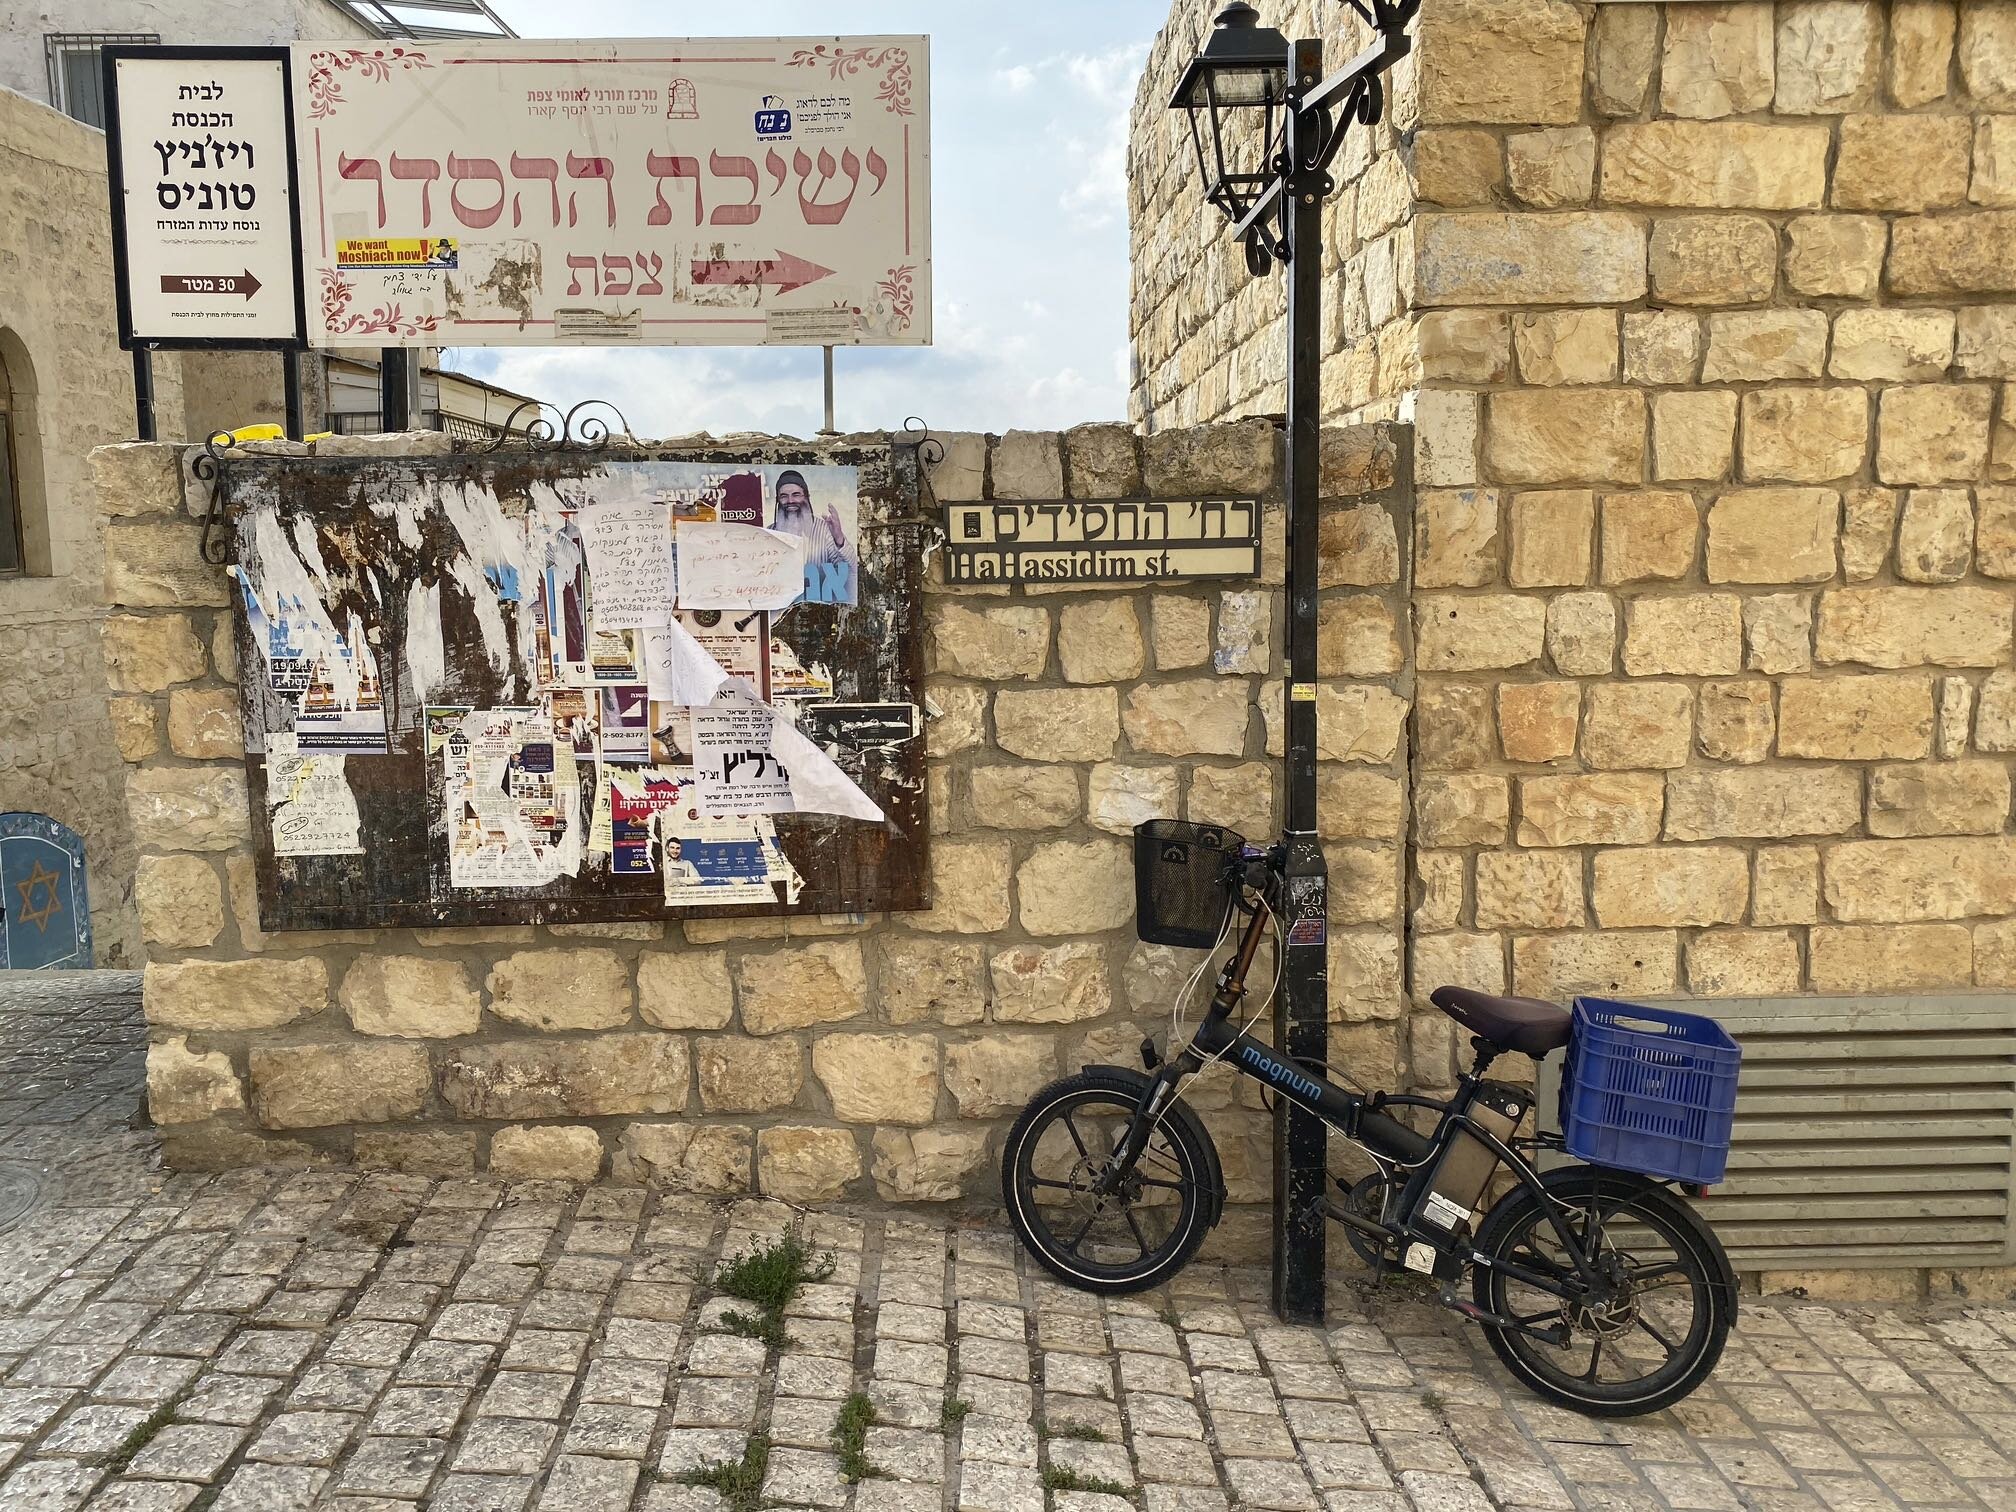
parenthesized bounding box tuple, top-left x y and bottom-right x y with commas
(1001, 1069, 1213, 1295)
(1472, 1167, 1735, 1417)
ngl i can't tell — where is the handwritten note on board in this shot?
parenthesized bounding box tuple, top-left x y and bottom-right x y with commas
(676, 523, 805, 611)
(580, 501, 675, 626)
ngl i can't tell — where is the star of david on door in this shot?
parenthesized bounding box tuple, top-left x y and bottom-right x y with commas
(14, 860, 63, 932)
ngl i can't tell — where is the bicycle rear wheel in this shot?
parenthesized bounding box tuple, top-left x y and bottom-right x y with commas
(1001, 1069, 1214, 1295)
(1471, 1167, 1735, 1417)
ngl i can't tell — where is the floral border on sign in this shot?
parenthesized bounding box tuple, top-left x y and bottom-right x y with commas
(320, 267, 440, 338)
(305, 47, 432, 121)
(785, 45, 913, 117)
(875, 265, 916, 332)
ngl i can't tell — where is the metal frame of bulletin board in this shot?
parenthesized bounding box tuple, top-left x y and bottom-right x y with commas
(217, 431, 927, 930)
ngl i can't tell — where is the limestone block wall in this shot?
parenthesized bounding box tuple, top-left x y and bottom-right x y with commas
(0, 83, 191, 964)
(1394, 0, 2016, 1014)
(98, 420, 1418, 1233)
(1133, 1, 2016, 1013)
(1130, 0, 1423, 430)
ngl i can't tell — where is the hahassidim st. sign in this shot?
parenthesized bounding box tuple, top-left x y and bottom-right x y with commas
(290, 37, 931, 348)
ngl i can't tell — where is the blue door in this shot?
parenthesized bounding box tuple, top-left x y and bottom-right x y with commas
(0, 814, 91, 970)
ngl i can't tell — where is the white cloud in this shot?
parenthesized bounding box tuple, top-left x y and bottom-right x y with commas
(1046, 43, 1149, 230)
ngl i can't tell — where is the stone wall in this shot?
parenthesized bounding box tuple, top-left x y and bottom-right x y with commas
(1403, 0, 2016, 1017)
(1130, 1, 1422, 431)
(98, 420, 1419, 1240)
(1134, 2, 2016, 1012)
(0, 83, 191, 964)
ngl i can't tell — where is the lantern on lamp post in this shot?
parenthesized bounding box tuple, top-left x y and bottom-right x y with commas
(1168, 0, 1418, 1326)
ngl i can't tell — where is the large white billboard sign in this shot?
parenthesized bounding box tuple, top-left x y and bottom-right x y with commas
(291, 38, 931, 348)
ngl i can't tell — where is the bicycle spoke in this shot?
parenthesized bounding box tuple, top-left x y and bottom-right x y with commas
(1136, 1177, 1186, 1192)
(1142, 1147, 1182, 1176)
(1062, 1214, 1095, 1256)
(1028, 1178, 1076, 1192)
(1582, 1337, 1605, 1382)
(1508, 1245, 1575, 1282)
(1637, 1314, 1679, 1357)
(1061, 1112, 1091, 1160)
(1123, 1206, 1151, 1259)
(1629, 1260, 1688, 1282)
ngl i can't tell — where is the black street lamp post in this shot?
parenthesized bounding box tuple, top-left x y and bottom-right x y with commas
(1170, 0, 1418, 1324)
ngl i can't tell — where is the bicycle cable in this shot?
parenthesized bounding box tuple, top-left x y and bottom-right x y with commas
(1164, 892, 1285, 1122)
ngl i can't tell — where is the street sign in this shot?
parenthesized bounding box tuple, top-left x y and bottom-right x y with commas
(289, 37, 931, 348)
(104, 47, 307, 350)
(940, 498, 1262, 584)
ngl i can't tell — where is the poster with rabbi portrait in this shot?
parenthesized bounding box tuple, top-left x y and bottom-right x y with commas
(762, 465, 860, 606)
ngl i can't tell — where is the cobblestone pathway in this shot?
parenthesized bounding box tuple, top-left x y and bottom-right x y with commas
(0, 974, 2013, 1511)
(0, 970, 144, 1130)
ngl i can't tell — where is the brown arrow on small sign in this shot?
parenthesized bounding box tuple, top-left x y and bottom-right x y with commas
(159, 270, 262, 300)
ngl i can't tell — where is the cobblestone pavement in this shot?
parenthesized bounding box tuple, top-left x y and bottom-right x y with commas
(0, 974, 2014, 1511)
(0, 971, 144, 1130)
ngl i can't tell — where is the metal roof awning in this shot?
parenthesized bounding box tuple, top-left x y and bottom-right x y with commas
(328, 0, 516, 40)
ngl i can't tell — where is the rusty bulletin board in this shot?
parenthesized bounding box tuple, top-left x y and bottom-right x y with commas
(223, 440, 927, 930)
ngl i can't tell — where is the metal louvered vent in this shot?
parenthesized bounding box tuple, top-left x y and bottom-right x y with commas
(1540, 998, 2016, 1270)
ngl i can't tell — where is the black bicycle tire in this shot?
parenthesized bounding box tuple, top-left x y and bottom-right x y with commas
(1471, 1167, 1734, 1417)
(1001, 1069, 1214, 1296)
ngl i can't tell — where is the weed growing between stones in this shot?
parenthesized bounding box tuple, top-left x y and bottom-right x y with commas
(834, 1391, 885, 1482)
(699, 1231, 836, 1348)
(1043, 1465, 1130, 1496)
(939, 1396, 972, 1430)
(717, 1306, 786, 1350)
(102, 1397, 179, 1474)
(678, 1434, 770, 1512)
(1040, 1420, 1108, 1442)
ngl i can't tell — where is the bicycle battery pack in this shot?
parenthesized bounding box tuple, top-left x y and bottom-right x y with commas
(1392, 1082, 1531, 1279)
(1416, 1082, 1530, 1236)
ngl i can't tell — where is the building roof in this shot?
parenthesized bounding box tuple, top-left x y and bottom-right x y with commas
(325, 352, 540, 408)
(326, 1, 517, 41)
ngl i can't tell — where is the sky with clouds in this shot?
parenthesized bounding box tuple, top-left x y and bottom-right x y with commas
(452, 1, 1173, 439)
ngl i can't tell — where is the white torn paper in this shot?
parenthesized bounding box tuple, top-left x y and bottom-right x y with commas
(268, 745, 364, 857)
(643, 618, 733, 705)
(444, 706, 584, 887)
(675, 522, 805, 610)
(639, 617, 884, 823)
(580, 500, 676, 626)
(692, 695, 885, 822)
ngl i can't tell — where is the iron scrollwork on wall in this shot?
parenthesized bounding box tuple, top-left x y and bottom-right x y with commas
(480, 400, 637, 454)
(193, 429, 246, 567)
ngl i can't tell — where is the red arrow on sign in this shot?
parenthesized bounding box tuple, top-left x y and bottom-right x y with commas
(689, 250, 835, 294)
(159, 270, 263, 300)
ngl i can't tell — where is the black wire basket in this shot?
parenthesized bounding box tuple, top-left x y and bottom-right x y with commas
(1132, 820, 1245, 949)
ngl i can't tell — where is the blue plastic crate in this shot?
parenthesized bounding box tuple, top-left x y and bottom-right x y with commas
(1560, 998, 1742, 1185)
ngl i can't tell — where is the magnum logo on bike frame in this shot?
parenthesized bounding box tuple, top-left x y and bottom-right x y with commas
(940, 497, 1261, 584)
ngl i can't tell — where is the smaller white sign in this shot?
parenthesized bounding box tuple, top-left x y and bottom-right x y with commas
(109, 49, 303, 347)
(676, 523, 806, 611)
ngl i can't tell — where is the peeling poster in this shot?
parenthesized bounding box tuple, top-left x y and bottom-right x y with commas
(227, 444, 926, 930)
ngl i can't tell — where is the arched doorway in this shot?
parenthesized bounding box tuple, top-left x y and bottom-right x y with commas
(0, 341, 22, 574)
